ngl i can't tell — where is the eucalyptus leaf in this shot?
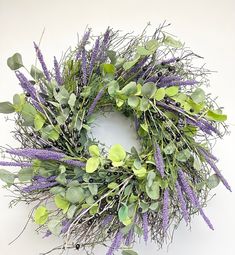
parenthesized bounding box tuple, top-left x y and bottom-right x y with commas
(30, 65, 44, 80)
(7, 53, 23, 70)
(86, 157, 100, 173)
(47, 219, 62, 236)
(141, 82, 156, 98)
(54, 194, 70, 213)
(164, 36, 183, 48)
(34, 113, 45, 131)
(34, 206, 48, 225)
(165, 86, 179, 97)
(191, 88, 205, 103)
(108, 144, 126, 166)
(155, 88, 165, 101)
(66, 187, 84, 203)
(163, 142, 175, 155)
(0, 102, 15, 114)
(206, 110, 227, 122)
(18, 168, 34, 182)
(0, 169, 15, 185)
(120, 82, 137, 96)
(207, 174, 220, 189)
(128, 96, 140, 108)
(108, 80, 119, 97)
(146, 181, 160, 200)
(88, 145, 100, 157)
(176, 149, 191, 162)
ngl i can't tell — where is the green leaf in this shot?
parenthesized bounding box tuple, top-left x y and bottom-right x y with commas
(176, 149, 191, 162)
(206, 110, 227, 122)
(34, 206, 48, 225)
(54, 194, 70, 213)
(7, 53, 23, 70)
(164, 36, 183, 48)
(118, 205, 131, 226)
(122, 250, 138, 255)
(34, 113, 45, 131)
(108, 182, 119, 189)
(136, 46, 151, 56)
(108, 144, 126, 166)
(56, 173, 67, 185)
(140, 122, 148, 132)
(68, 93, 76, 109)
(13, 94, 26, 112)
(145, 39, 159, 52)
(66, 187, 84, 203)
(50, 186, 65, 195)
(86, 157, 100, 173)
(193, 157, 202, 171)
(123, 55, 140, 71)
(165, 86, 179, 97)
(101, 63, 116, 74)
(146, 181, 160, 200)
(149, 202, 159, 211)
(30, 65, 44, 80)
(191, 88, 205, 103)
(107, 50, 117, 64)
(89, 145, 100, 157)
(147, 171, 156, 188)
(21, 102, 37, 125)
(108, 80, 119, 97)
(128, 96, 140, 108)
(139, 97, 149, 111)
(141, 82, 156, 98)
(18, 168, 34, 182)
(163, 142, 175, 155)
(0, 102, 15, 114)
(67, 205, 77, 219)
(133, 167, 147, 178)
(120, 82, 137, 96)
(207, 174, 220, 189)
(155, 88, 165, 101)
(47, 219, 62, 236)
(88, 184, 98, 195)
(0, 169, 15, 185)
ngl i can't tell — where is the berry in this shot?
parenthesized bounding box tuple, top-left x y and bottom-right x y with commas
(190, 108, 194, 113)
(52, 119, 57, 125)
(93, 195, 99, 200)
(77, 142, 82, 147)
(94, 213, 99, 219)
(168, 66, 175, 72)
(107, 229, 111, 234)
(157, 71, 163, 77)
(138, 207, 143, 213)
(139, 193, 145, 200)
(116, 179, 122, 184)
(175, 137, 181, 142)
(25, 92, 30, 97)
(107, 172, 112, 177)
(55, 87, 60, 93)
(114, 171, 118, 175)
(89, 178, 94, 183)
(75, 244, 80, 250)
(108, 196, 113, 201)
(29, 132, 34, 137)
(175, 102, 181, 107)
(69, 112, 73, 117)
(44, 102, 49, 107)
(114, 194, 120, 200)
(61, 104, 67, 109)
(165, 98, 170, 104)
(104, 164, 109, 169)
(183, 144, 188, 149)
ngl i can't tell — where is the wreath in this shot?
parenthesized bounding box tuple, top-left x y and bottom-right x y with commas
(0, 24, 231, 255)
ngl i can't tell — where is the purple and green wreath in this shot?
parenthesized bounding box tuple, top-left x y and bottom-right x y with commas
(0, 24, 231, 255)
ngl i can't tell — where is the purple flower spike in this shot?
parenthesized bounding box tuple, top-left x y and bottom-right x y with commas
(106, 231, 123, 255)
(153, 142, 165, 177)
(76, 29, 91, 60)
(33, 42, 51, 81)
(161, 57, 179, 65)
(89, 37, 100, 75)
(102, 215, 113, 226)
(200, 150, 231, 192)
(175, 180, 189, 223)
(142, 212, 148, 243)
(198, 208, 214, 230)
(87, 85, 107, 116)
(82, 49, 87, 85)
(0, 161, 32, 167)
(158, 79, 198, 88)
(162, 188, 169, 233)
(53, 56, 63, 85)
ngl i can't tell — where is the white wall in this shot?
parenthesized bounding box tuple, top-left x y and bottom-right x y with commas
(0, 0, 235, 254)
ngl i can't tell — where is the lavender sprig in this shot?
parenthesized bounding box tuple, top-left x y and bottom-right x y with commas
(175, 180, 189, 223)
(82, 49, 87, 85)
(33, 42, 51, 81)
(89, 37, 100, 75)
(162, 188, 169, 233)
(0, 161, 32, 167)
(53, 56, 63, 85)
(76, 29, 91, 60)
(87, 85, 107, 116)
(106, 231, 123, 255)
(200, 150, 231, 192)
(153, 142, 165, 177)
(142, 212, 148, 243)
(157, 79, 198, 88)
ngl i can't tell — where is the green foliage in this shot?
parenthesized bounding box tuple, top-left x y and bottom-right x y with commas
(163, 36, 183, 48)
(118, 204, 132, 226)
(0, 102, 15, 114)
(0, 169, 15, 185)
(7, 53, 23, 70)
(34, 113, 45, 131)
(206, 109, 227, 122)
(122, 250, 138, 255)
(21, 102, 37, 126)
(207, 174, 220, 189)
(66, 187, 84, 203)
(108, 144, 126, 166)
(47, 219, 62, 236)
(86, 157, 100, 173)
(141, 82, 156, 98)
(34, 206, 48, 225)
(89, 145, 100, 157)
(155, 88, 165, 101)
(146, 181, 160, 200)
(191, 88, 205, 103)
(165, 86, 179, 97)
(120, 82, 137, 96)
(18, 168, 34, 182)
(30, 65, 44, 80)
(55, 194, 70, 213)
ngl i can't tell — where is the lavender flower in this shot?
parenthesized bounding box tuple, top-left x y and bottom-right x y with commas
(158, 79, 198, 88)
(23, 181, 57, 192)
(178, 169, 214, 230)
(153, 142, 165, 177)
(33, 42, 51, 81)
(0, 161, 32, 167)
(82, 49, 87, 85)
(61, 219, 71, 234)
(106, 231, 123, 255)
(175, 180, 189, 223)
(186, 118, 212, 136)
(87, 85, 107, 116)
(198, 147, 218, 162)
(43, 230, 52, 238)
(76, 29, 91, 60)
(102, 215, 113, 226)
(125, 228, 134, 246)
(53, 56, 63, 85)
(127, 56, 149, 76)
(200, 150, 231, 192)
(162, 188, 169, 233)
(89, 37, 100, 74)
(158, 75, 182, 85)
(99, 27, 111, 61)
(6, 148, 85, 167)
(142, 212, 148, 243)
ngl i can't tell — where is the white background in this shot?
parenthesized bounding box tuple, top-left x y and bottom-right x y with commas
(0, 0, 235, 254)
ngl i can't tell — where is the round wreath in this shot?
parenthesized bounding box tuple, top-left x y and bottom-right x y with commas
(0, 24, 231, 255)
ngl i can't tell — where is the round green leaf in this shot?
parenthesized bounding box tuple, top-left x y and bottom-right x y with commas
(207, 174, 220, 189)
(146, 181, 160, 200)
(86, 157, 100, 173)
(7, 53, 23, 70)
(165, 86, 179, 97)
(0, 102, 15, 114)
(89, 145, 100, 157)
(34, 206, 48, 225)
(0, 169, 15, 185)
(108, 144, 126, 164)
(18, 168, 34, 182)
(155, 88, 165, 101)
(128, 96, 140, 108)
(66, 187, 85, 203)
(47, 219, 62, 236)
(141, 82, 156, 98)
(54, 194, 70, 213)
(191, 88, 205, 103)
